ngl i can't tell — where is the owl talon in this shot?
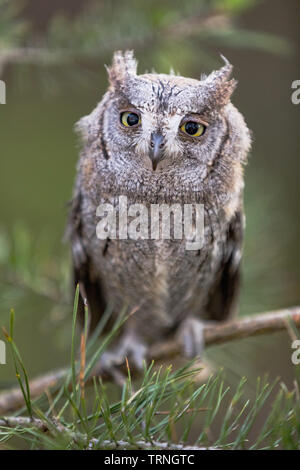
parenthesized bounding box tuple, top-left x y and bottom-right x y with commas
(93, 333, 147, 383)
(118, 332, 147, 371)
(93, 351, 125, 385)
(177, 317, 205, 359)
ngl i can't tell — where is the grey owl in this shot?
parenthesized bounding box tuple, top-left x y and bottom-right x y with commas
(67, 51, 251, 373)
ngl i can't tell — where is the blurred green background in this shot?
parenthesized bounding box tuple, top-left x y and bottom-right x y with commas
(0, 0, 299, 398)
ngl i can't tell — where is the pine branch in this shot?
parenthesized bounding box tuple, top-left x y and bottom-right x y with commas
(0, 11, 228, 75)
(0, 416, 48, 431)
(0, 415, 218, 450)
(0, 7, 290, 77)
(89, 439, 217, 451)
(1, 306, 299, 415)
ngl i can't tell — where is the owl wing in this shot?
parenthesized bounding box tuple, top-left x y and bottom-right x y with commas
(205, 210, 244, 322)
(66, 188, 107, 332)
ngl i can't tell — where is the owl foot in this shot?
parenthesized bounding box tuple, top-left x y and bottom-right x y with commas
(118, 331, 148, 371)
(93, 332, 147, 384)
(177, 317, 206, 358)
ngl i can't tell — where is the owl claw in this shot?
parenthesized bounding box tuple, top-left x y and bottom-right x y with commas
(118, 332, 147, 371)
(94, 351, 127, 386)
(177, 317, 205, 359)
(93, 332, 147, 384)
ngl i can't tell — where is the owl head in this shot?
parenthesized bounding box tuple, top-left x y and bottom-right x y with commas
(77, 51, 250, 195)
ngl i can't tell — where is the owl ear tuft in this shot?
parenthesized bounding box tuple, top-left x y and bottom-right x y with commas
(201, 56, 237, 109)
(106, 50, 138, 91)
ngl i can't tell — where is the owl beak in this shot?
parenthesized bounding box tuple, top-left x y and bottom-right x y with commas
(149, 131, 165, 171)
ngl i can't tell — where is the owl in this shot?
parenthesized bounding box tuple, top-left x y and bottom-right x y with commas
(67, 50, 251, 374)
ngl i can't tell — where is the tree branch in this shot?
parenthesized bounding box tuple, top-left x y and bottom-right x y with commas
(0, 306, 299, 414)
(0, 415, 217, 450)
(0, 11, 230, 76)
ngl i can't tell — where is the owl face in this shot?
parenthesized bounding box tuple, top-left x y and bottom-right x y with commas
(77, 51, 250, 202)
(99, 51, 237, 176)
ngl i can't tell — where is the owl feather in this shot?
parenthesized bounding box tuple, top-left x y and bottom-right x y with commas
(67, 51, 251, 370)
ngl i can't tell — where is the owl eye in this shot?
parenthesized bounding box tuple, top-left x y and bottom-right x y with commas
(180, 121, 206, 137)
(120, 111, 141, 127)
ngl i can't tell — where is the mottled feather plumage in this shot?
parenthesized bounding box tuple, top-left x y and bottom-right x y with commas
(67, 50, 251, 366)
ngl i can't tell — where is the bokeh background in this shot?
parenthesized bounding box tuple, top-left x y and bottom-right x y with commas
(0, 0, 299, 414)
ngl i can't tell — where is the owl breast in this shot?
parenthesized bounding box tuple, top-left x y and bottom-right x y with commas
(81, 192, 228, 341)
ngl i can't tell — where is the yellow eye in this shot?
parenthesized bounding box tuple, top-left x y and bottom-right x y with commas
(120, 111, 141, 127)
(180, 121, 206, 137)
